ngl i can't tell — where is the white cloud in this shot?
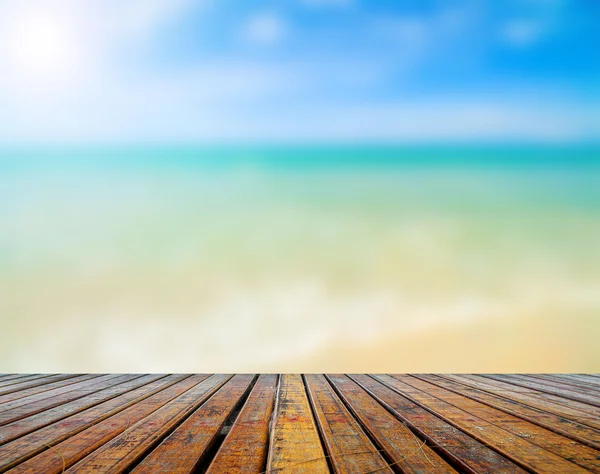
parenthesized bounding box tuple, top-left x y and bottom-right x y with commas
(243, 13, 287, 45)
(0, 1, 596, 144)
(306, 101, 600, 142)
(3, 77, 598, 143)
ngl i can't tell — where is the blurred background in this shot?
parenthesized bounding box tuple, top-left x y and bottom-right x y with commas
(0, 0, 599, 372)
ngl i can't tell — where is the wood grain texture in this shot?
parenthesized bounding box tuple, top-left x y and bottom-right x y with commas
(266, 374, 329, 473)
(0, 375, 183, 472)
(378, 375, 590, 473)
(484, 374, 600, 408)
(0, 375, 79, 396)
(348, 374, 526, 474)
(0, 375, 138, 426)
(327, 374, 458, 474)
(131, 374, 254, 474)
(410, 375, 600, 472)
(0, 374, 102, 407)
(423, 375, 600, 448)
(442, 374, 600, 422)
(0, 374, 151, 445)
(528, 374, 600, 393)
(66, 374, 231, 473)
(0, 373, 597, 474)
(0, 376, 33, 384)
(7, 375, 209, 474)
(0, 376, 46, 391)
(206, 374, 277, 474)
(305, 374, 392, 474)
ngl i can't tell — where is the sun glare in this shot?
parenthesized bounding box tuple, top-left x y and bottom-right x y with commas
(9, 10, 78, 85)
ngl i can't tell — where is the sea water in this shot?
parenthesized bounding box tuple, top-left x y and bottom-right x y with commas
(1, 145, 599, 371)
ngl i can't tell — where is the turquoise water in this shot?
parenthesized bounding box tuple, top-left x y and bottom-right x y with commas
(1, 145, 599, 371)
(2, 144, 600, 169)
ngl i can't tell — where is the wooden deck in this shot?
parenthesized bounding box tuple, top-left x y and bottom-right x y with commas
(0, 374, 598, 473)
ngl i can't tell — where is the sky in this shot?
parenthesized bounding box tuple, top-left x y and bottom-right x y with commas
(0, 0, 599, 143)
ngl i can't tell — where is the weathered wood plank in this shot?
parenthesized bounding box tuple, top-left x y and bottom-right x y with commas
(0, 376, 46, 390)
(206, 374, 277, 474)
(410, 375, 600, 472)
(444, 374, 600, 423)
(377, 375, 589, 473)
(0, 376, 38, 385)
(444, 375, 600, 434)
(0, 375, 154, 445)
(328, 374, 458, 473)
(0, 375, 186, 472)
(0, 375, 79, 396)
(347, 374, 525, 474)
(7, 375, 210, 474)
(522, 374, 600, 394)
(553, 374, 600, 388)
(266, 374, 329, 474)
(1, 374, 597, 473)
(305, 374, 393, 474)
(0, 375, 134, 426)
(505, 374, 600, 400)
(66, 374, 231, 473)
(131, 374, 255, 473)
(0, 374, 103, 408)
(485, 375, 600, 408)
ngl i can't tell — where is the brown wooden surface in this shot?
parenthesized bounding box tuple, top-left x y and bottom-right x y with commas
(0, 374, 597, 473)
(205, 374, 277, 473)
(305, 374, 392, 473)
(266, 374, 329, 473)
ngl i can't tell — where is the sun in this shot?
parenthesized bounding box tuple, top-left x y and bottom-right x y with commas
(8, 9, 79, 85)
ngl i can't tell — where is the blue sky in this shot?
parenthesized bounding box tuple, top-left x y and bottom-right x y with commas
(0, 0, 598, 143)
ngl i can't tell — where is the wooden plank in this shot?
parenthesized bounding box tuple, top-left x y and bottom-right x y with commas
(443, 376, 600, 429)
(304, 374, 393, 474)
(347, 374, 525, 474)
(0, 375, 78, 395)
(484, 375, 600, 408)
(0, 375, 103, 408)
(476, 381, 600, 430)
(450, 377, 600, 445)
(376, 375, 589, 473)
(0, 376, 38, 385)
(0, 375, 132, 426)
(0, 373, 597, 474)
(131, 374, 255, 473)
(206, 374, 277, 474)
(328, 374, 458, 473)
(573, 374, 600, 382)
(7, 375, 210, 474)
(0, 376, 19, 383)
(0, 375, 187, 472)
(0, 376, 46, 390)
(554, 374, 600, 388)
(506, 374, 600, 398)
(66, 374, 231, 473)
(0, 375, 153, 445)
(445, 374, 600, 423)
(523, 374, 600, 394)
(266, 374, 329, 474)
(410, 375, 600, 473)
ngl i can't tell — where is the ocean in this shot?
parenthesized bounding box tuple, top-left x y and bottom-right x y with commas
(1, 145, 599, 371)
